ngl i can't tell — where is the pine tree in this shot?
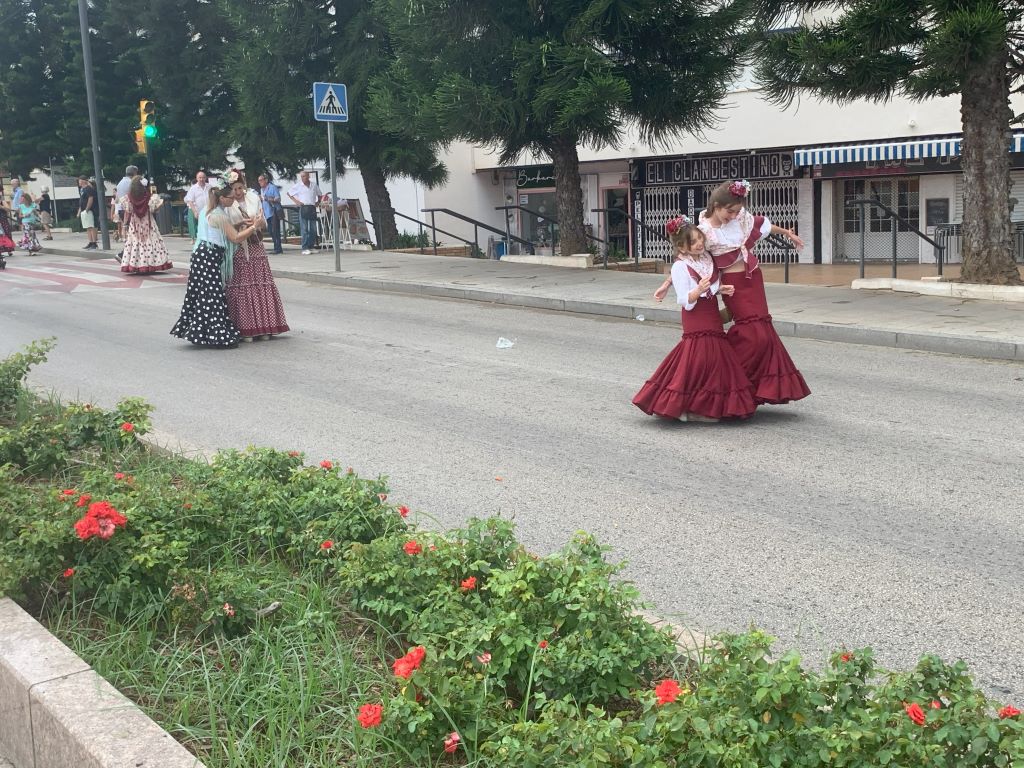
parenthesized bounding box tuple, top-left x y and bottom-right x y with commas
(367, 0, 754, 258)
(752, 1, 1024, 285)
(223, 0, 446, 249)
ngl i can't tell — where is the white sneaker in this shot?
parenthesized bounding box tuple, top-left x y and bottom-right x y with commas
(301, 249, 312, 255)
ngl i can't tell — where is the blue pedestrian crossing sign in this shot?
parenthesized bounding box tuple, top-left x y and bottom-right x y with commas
(313, 82, 348, 122)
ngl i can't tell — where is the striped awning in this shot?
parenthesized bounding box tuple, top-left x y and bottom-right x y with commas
(796, 133, 1024, 165)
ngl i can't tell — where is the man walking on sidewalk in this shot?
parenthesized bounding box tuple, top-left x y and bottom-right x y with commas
(287, 171, 321, 255)
(112, 165, 138, 242)
(258, 174, 284, 254)
(184, 171, 210, 242)
(77, 176, 98, 250)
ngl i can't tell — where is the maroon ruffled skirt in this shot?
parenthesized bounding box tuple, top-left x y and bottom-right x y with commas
(633, 295, 757, 420)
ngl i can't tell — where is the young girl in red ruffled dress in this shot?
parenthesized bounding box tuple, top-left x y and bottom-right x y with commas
(633, 216, 757, 422)
(697, 180, 811, 404)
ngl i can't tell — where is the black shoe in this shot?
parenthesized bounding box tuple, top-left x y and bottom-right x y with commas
(85, 242, 98, 250)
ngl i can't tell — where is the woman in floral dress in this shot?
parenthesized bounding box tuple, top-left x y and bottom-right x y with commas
(224, 170, 289, 341)
(120, 176, 173, 273)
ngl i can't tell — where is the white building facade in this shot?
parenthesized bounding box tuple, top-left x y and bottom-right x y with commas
(421, 86, 1024, 266)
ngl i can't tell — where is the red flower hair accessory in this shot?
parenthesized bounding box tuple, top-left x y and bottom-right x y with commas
(729, 179, 752, 198)
(665, 214, 691, 236)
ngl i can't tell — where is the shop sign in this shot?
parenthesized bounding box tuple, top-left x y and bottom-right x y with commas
(640, 151, 795, 186)
(515, 166, 556, 189)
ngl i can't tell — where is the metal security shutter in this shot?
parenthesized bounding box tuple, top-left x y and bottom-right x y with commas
(641, 180, 800, 263)
(955, 171, 1024, 222)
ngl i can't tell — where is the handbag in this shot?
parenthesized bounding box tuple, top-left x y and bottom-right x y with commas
(300, 204, 317, 222)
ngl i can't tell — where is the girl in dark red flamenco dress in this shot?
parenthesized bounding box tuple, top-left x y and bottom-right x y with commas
(697, 180, 811, 404)
(633, 216, 757, 423)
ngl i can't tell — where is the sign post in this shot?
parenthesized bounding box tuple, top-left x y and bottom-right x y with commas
(312, 82, 349, 271)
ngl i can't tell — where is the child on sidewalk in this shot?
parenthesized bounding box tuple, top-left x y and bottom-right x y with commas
(633, 215, 756, 422)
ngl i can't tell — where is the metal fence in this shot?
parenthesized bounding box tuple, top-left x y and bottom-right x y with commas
(933, 223, 1024, 264)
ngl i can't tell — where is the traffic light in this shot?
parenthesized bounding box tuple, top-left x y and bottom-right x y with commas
(138, 99, 157, 139)
(133, 128, 146, 153)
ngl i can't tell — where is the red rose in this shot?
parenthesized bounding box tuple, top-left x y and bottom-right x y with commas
(403, 540, 422, 555)
(114, 472, 125, 480)
(392, 646, 426, 679)
(905, 702, 926, 726)
(182, 502, 192, 509)
(62, 568, 75, 578)
(120, 422, 134, 433)
(320, 460, 333, 469)
(62, 489, 77, 497)
(347, 467, 354, 474)
(476, 652, 491, 665)
(288, 451, 300, 457)
(538, 640, 549, 649)
(398, 505, 410, 518)
(443, 731, 461, 754)
(222, 602, 235, 617)
(999, 705, 1021, 719)
(931, 700, 942, 709)
(321, 540, 333, 550)
(357, 703, 383, 728)
(840, 652, 853, 663)
(378, 493, 388, 503)
(460, 576, 476, 591)
(75, 493, 92, 508)
(654, 679, 683, 706)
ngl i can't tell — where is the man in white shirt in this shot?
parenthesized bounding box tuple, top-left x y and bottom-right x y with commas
(287, 171, 321, 254)
(183, 171, 210, 242)
(111, 165, 138, 242)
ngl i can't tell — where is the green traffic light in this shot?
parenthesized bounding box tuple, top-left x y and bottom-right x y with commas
(143, 125, 158, 138)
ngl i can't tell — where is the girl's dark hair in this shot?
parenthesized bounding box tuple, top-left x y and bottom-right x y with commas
(128, 175, 148, 199)
(703, 180, 746, 219)
(669, 223, 704, 253)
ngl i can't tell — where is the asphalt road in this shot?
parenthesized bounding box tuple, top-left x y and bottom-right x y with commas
(3, 259, 1023, 701)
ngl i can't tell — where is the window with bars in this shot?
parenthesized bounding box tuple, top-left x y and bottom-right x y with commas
(843, 178, 919, 233)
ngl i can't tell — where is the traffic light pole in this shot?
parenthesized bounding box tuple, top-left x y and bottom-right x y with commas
(76, 0, 110, 251)
(145, 138, 154, 181)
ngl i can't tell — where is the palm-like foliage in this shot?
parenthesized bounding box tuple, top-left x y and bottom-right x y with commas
(753, 1, 1023, 284)
(369, 0, 755, 256)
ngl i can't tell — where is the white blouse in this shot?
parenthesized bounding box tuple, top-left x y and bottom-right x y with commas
(671, 260, 721, 312)
(698, 209, 772, 267)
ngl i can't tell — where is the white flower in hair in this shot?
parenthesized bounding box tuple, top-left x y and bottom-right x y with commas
(140, 178, 149, 187)
(729, 179, 752, 198)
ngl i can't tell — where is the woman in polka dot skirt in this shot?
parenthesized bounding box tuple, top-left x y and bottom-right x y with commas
(170, 185, 250, 349)
(119, 176, 173, 273)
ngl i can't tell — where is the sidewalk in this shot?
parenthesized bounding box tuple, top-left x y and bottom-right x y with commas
(29, 232, 1024, 362)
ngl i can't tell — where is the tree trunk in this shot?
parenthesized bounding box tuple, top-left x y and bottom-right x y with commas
(959, 46, 1021, 285)
(357, 154, 399, 250)
(549, 135, 588, 258)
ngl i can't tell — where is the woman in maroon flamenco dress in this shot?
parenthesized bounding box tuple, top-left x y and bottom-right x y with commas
(697, 180, 810, 404)
(225, 171, 289, 341)
(633, 217, 757, 422)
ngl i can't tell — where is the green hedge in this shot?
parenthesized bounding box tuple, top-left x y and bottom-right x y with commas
(1, 340, 1021, 767)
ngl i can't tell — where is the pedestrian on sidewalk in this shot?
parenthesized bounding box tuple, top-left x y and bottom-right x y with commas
(287, 170, 321, 255)
(112, 166, 137, 242)
(10, 178, 23, 230)
(38, 188, 54, 240)
(119, 176, 173, 274)
(698, 180, 810, 405)
(77, 176, 98, 250)
(184, 170, 210, 242)
(257, 174, 284, 254)
(226, 170, 289, 341)
(170, 185, 244, 349)
(633, 216, 756, 423)
(17, 192, 43, 253)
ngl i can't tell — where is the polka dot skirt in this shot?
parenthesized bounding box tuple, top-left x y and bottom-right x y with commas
(170, 242, 241, 348)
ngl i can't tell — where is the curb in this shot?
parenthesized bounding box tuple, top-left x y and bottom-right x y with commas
(273, 269, 1024, 362)
(27, 246, 1024, 363)
(852, 277, 1024, 303)
(0, 599, 204, 768)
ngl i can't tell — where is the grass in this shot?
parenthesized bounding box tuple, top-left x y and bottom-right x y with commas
(42, 565, 420, 767)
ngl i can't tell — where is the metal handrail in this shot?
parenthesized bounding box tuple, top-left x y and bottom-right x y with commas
(850, 197, 945, 278)
(370, 207, 480, 254)
(591, 208, 668, 268)
(495, 205, 605, 247)
(421, 207, 534, 257)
